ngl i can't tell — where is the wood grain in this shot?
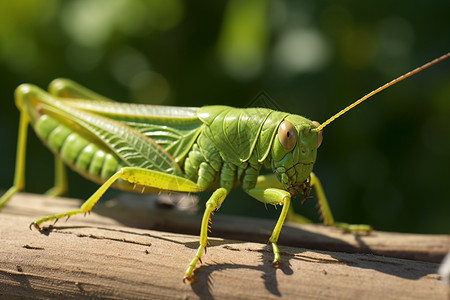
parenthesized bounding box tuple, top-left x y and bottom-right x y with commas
(0, 193, 449, 299)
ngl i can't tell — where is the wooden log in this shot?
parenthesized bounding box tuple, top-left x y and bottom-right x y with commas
(7, 192, 447, 263)
(0, 193, 449, 299)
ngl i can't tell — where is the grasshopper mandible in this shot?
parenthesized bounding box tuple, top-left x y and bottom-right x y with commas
(0, 52, 448, 282)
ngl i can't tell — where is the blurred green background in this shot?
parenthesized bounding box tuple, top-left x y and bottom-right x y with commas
(0, 0, 449, 234)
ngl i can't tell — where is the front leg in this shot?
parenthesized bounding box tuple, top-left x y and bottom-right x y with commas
(254, 174, 313, 224)
(310, 172, 372, 233)
(253, 173, 372, 234)
(247, 187, 291, 266)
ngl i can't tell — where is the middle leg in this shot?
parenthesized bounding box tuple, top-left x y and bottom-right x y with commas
(184, 187, 228, 282)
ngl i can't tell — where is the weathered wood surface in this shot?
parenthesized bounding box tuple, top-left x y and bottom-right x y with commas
(1, 193, 449, 299)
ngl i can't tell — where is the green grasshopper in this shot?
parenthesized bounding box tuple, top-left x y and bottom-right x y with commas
(0, 52, 448, 282)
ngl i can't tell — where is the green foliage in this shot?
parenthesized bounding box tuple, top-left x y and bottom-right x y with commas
(0, 0, 449, 233)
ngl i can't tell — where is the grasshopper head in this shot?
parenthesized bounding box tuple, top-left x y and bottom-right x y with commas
(271, 115, 322, 197)
(269, 53, 450, 197)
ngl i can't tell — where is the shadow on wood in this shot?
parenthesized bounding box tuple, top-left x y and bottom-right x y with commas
(0, 193, 449, 299)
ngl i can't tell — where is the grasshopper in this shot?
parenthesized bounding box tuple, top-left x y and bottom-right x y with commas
(0, 52, 448, 282)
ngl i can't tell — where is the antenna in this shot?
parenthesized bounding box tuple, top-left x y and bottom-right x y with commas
(313, 52, 450, 132)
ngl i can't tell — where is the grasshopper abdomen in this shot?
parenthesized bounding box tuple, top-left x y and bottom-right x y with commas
(34, 113, 125, 185)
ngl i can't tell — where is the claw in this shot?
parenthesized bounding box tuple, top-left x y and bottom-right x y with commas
(183, 276, 195, 284)
(29, 222, 41, 231)
(272, 260, 281, 268)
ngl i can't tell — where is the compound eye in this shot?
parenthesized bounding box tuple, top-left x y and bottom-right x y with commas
(278, 121, 298, 151)
(312, 121, 323, 148)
